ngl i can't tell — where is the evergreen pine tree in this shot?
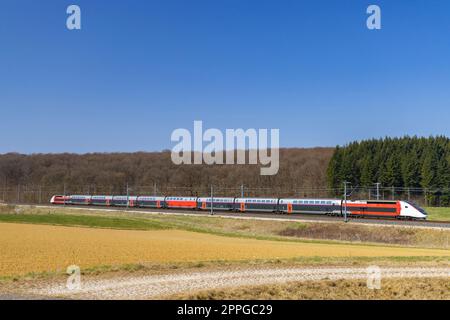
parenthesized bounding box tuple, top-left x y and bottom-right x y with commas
(360, 156, 374, 187)
(380, 155, 402, 187)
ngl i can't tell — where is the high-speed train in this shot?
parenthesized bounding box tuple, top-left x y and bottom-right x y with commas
(50, 194, 428, 220)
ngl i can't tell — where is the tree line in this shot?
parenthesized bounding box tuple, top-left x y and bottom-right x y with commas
(327, 136, 450, 205)
(0, 148, 333, 198)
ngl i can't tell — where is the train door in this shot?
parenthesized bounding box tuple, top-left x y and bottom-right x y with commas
(287, 203, 292, 214)
(240, 202, 245, 212)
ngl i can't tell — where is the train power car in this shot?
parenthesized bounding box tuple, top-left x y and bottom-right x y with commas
(344, 200, 427, 220)
(49, 195, 69, 205)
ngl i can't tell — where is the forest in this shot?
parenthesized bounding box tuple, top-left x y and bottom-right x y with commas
(0, 148, 332, 199)
(327, 136, 450, 205)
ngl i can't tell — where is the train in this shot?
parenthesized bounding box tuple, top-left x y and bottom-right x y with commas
(50, 194, 428, 220)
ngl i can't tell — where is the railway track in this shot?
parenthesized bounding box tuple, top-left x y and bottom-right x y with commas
(24, 204, 450, 229)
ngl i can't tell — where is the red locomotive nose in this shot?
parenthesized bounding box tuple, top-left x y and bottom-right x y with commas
(50, 195, 66, 204)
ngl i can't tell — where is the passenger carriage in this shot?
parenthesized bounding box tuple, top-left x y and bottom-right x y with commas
(278, 198, 342, 215)
(137, 196, 165, 208)
(91, 195, 113, 206)
(197, 197, 235, 211)
(165, 196, 198, 209)
(69, 195, 92, 205)
(111, 195, 138, 207)
(234, 198, 278, 213)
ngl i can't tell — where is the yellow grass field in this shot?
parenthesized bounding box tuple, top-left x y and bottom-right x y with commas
(1, 222, 449, 277)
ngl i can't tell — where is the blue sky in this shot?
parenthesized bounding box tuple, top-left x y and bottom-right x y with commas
(1, 0, 450, 153)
